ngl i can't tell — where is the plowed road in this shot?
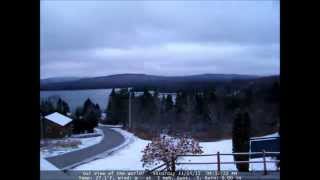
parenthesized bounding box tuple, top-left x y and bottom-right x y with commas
(45, 127, 125, 170)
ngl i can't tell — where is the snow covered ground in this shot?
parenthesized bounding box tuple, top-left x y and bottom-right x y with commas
(40, 155, 59, 170)
(74, 129, 279, 171)
(41, 128, 103, 158)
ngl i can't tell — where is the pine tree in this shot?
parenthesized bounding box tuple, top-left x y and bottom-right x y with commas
(84, 109, 98, 133)
(244, 88, 253, 107)
(56, 98, 70, 115)
(73, 106, 85, 134)
(95, 104, 101, 118)
(83, 98, 94, 114)
(204, 88, 217, 103)
(165, 95, 174, 112)
(62, 101, 70, 115)
(195, 93, 205, 115)
(75, 106, 83, 118)
(118, 88, 129, 127)
(56, 98, 63, 114)
(232, 111, 251, 172)
(139, 88, 156, 122)
(175, 90, 187, 113)
(106, 88, 115, 123)
(40, 99, 55, 116)
(73, 98, 100, 133)
(160, 95, 166, 114)
(105, 88, 130, 126)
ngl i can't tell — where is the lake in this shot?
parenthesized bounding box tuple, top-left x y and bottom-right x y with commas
(40, 89, 112, 112)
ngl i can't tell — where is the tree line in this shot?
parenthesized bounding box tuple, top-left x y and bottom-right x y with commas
(105, 81, 279, 140)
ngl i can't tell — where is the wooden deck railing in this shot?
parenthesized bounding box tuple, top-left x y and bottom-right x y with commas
(148, 150, 280, 176)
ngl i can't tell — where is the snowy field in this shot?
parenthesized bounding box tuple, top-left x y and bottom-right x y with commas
(41, 128, 103, 158)
(74, 129, 279, 171)
(40, 155, 59, 170)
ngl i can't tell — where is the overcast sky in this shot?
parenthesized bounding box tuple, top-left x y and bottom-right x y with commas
(41, 0, 279, 79)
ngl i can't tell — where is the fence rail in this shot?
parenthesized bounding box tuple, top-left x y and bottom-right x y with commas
(149, 150, 280, 176)
(177, 152, 279, 156)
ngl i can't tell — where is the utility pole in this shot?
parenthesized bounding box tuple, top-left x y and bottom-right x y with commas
(128, 87, 132, 129)
(40, 113, 45, 143)
(40, 114, 43, 140)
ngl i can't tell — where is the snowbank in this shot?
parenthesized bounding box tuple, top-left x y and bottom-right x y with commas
(251, 132, 279, 139)
(70, 128, 103, 138)
(98, 123, 123, 128)
(74, 130, 279, 171)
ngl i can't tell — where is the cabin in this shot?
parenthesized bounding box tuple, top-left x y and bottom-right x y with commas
(43, 112, 73, 138)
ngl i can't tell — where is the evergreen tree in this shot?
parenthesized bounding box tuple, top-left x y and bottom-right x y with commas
(244, 88, 253, 107)
(195, 93, 205, 115)
(139, 88, 156, 119)
(105, 88, 129, 126)
(83, 109, 99, 133)
(62, 101, 70, 114)
(73, 106, 85, 134)
(56, 98, 70, 115)
(225, 95, 241, 111)
(267, 82, 280, 103)
(56, 98, 63, 114)
(204, 88, 217, 103)
(160, 95, 166, 114)
(118, 88, 129, 127)
(175, 90, 187, 113)
(83, 98, 94, 115)
(232, 111, 251, 172)
(40, 99, 55, 116)
(141, 88, 152, 107)
(165, 95, 174, 112)
(95, 104, 101, 118)
(75, 106, 83, 118)
(153, 90, 159, 98)
(106, 88, 116, 124)
(72, 98, 100, 133)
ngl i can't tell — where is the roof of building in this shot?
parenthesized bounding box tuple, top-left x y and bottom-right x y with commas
(45, 112, 72, 126)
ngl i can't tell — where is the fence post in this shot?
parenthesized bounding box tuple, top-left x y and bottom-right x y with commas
(263, 150, 267, 175)
(217, 151, 221, 176)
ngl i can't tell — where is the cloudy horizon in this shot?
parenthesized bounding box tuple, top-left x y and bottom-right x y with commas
(41, 1, 279, 79)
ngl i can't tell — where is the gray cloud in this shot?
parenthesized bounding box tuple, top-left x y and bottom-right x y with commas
(41, 1, 279, 78)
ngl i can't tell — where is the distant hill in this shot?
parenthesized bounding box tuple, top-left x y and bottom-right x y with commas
(41, 77, 84, 85)
(40, 73, 277, 92)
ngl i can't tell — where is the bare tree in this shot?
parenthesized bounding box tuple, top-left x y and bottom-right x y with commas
(141, 134, 203, 171)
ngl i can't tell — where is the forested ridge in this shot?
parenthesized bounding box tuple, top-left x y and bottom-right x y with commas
(104, 75, 279, 141)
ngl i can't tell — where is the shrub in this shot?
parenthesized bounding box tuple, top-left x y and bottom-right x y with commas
(141, 134, 203, 171)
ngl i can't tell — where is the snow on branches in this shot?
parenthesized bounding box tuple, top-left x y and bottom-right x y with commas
(141, 134, 203, 170)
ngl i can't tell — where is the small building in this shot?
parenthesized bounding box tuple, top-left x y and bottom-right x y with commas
(43, 112, 73, 138)
(100, 112, 106, 120)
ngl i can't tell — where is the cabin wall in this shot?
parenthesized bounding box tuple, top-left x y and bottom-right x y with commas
(44, 120, 73, 139)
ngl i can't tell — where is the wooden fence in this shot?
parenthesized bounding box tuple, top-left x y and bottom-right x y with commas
(149, 150, 280, 176)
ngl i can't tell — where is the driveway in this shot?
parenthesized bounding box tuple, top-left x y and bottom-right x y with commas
(45, 126, 125, 170)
